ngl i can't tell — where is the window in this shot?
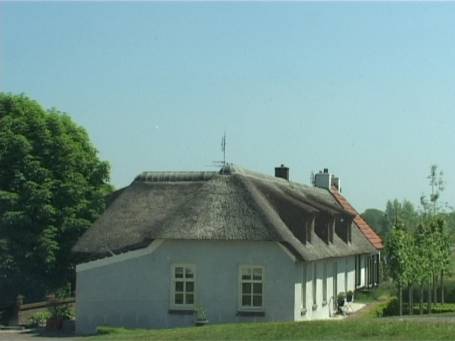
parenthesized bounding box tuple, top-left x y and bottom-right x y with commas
(322, 261, 327, 304)
(171, 264, 195, 309)
(315, 215, 332, 244)
(328, 218, 334, 243)
(312, 263, 317, 309)
(355, 255, 361, 287)
(335, 216, 352, 244)
(306, 218, 314, 244)
(239, 266, 264, 310)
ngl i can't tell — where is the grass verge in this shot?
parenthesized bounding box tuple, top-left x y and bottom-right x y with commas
(89, 319, 455, 341)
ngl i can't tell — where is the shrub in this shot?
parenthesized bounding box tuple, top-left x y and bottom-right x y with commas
(195, 305, 208, 321)
(337, 292, 346, 309)
(28, 311, 51, 327)
(346, 290, 354, 302)
(47, 284, 74, 320)
(48, 304, 74, 320)
(383, 297, 400, 316)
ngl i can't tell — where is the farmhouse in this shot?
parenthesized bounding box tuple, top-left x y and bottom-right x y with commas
(73, 165, 382, 334)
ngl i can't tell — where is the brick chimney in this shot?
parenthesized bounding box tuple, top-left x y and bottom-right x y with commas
(275, 164, 289, 181)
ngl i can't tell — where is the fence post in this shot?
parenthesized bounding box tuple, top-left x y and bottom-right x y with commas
(47, 294, 57, 316)
(12, 294, 24, 325)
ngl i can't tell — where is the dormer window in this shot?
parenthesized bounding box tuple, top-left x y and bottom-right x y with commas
(315, 214, 332, 244)
(335, 215, 352, 244)
(328, 218, 334, 244)
(306, 217, 314, 244)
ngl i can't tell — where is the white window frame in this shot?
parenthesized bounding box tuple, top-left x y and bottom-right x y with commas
(170, 263, 196, 310)
(238, 265, 265, 312)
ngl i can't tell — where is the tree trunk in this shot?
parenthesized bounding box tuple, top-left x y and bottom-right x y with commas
(399, 284, 403, 316)
(419, 286, 424, 315)
(408, 285, 413, 315)
(441, 270, 445, 305)
(427, 280, 432, 314)
(433, 273, 438, 305)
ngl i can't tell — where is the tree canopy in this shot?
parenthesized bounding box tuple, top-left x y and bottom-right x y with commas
(383, 165, 452, 315)
(361, 208, 389, 237)
(0, 93, 112, 303)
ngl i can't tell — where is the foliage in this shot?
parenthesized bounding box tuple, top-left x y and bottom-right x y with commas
(28, 310, 51, 327)
(195, 305, 208, 321)
(383, 165, 453, 315)
(48, 303, 74, 320)
(361, 209, 389, 237)
(376, 297, 455, 317)
(354, 282, 394, 304)
(362, 200, 420, 238)
(346, 290, 354, 302)
(47, 284, 74, 320)
(374, 297, 398, 318)
(420, 165, 446, 216)
(337, 292, 346, 308)
(0, 93, 112, 303)
(384, 224, 415, 289)
(385, 200, 419, 233)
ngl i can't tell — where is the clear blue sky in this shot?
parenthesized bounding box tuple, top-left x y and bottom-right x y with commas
(2, 2, 454, 212)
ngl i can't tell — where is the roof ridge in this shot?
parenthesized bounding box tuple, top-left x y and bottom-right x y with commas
(135, 171, 218, 183)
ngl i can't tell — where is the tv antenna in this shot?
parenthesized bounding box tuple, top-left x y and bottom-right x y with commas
(221, 131, 226, 166)
(207, 133, 229, 171)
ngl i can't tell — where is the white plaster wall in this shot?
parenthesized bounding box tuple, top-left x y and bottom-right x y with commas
(360, 255, 366, 287)
(346, 256, 355, 293)
(337, 258, 346, 294)
(294, 258, 339, 321)
(76, 240, 296, 334)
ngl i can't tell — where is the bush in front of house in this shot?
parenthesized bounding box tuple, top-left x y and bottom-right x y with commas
(375, 296, 455, 317)
(28, 311, 51, 328)
(46, 286, 75, 330)
(337, 292, 346, 312)
(194, 305, 208, 326)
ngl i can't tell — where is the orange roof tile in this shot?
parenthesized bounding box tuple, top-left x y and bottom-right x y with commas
(330, 187, 383, 250)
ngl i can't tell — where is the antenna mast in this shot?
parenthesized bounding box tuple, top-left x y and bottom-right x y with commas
(221, 132, 226, 166)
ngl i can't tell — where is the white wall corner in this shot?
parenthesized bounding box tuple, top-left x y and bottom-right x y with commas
(76, 239, 165, 272)
(276, 242, 297, 262)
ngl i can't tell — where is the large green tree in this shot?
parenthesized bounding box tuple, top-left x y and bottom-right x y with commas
(385, 199, 419, 233)
(361, 208, 389, 237)
(0, 94, 111, 303)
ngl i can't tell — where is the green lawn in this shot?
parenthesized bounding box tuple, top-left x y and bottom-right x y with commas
(85, 282, 455, 341)
(89, 319, 455, 341)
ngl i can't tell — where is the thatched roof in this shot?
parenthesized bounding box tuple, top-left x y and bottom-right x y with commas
(73, 165, 376, 261)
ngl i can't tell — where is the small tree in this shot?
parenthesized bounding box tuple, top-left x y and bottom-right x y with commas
(414, 224, 433, 314)
(432, 218, 451, 304)
(420, 165, 450, 307)
(420, 165, 445, 217)
(384, 224, 414, 316)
